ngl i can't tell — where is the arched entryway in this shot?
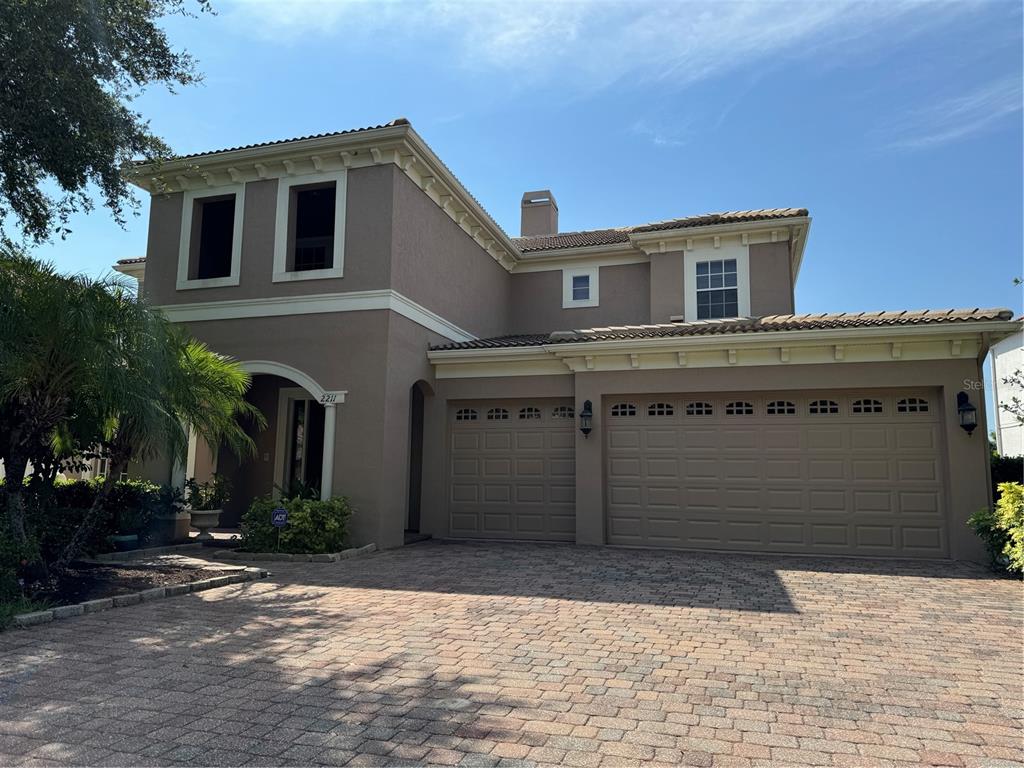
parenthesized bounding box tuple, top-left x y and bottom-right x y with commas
(406, 380, 432, 534)
(187, 361, 341, 527)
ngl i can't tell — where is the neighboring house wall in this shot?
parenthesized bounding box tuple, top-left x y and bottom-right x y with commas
(508, 263, 651, 334)
(389, 168, 511, 339)
(992, 331, 1023, 456)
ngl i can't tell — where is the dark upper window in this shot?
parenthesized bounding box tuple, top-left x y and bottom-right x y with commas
(572, 274, 590, 301)
(190, 195, 235, 280)
(291, 183, 336, 272)
(696, 259, 738, 319)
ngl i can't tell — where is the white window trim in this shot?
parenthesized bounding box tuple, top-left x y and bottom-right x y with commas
(683, 245, 750, 321)
(562, 266, 599, 308)
(273, 170, 347, 283)
(176, 184, 245, 290)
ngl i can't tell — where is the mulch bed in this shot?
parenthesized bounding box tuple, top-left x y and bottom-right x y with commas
(36, 562, 225, 606)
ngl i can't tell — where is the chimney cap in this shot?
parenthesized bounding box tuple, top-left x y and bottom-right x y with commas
(522, 189, 558, 208)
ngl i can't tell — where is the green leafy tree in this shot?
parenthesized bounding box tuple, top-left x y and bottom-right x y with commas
(0, 249, 264, 572)
(0, 0, 208, 243)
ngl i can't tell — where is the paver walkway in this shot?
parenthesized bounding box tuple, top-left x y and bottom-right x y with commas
(0, 541, 1020, 767)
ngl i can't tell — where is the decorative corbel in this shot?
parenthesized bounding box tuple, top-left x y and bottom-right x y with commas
(227, 167, 243, 183)
(727, 349, 737, 364)
(174, 174, 190, 191)
(311, 155, 324, 172)
(339, 151, 353, 168)
(677, 351, 687, 367)
(713, 236, 721, 249)
(771, 229, 778, 242)
(951, 339, 962, 357)
(369, 147, 383, 164)
(254, 163, 268, 179)
(282, 160, 297, 176)
(741, 233, 749, 246)
(201, 171, 216, 187)
(629, 353, 640, 369)
(834, 345, 844, 361)
(685, 238, 693, 251)
(779, 347, 790, 363)
(891, 342, 902, 359)
(585, 356, 595, 370)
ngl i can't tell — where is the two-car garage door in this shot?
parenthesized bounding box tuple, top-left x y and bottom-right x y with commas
(606, 390, 948, 558)
(447, 390, 949, 558)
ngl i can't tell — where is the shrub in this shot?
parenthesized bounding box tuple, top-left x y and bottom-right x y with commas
(968, 481, 1024, 574)
(241, 495, 354, 554)
(991, 455, 1023, 500)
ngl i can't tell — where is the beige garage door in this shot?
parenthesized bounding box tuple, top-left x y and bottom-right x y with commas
(449, 400, 576, 540)
(606, 390, 948, 557)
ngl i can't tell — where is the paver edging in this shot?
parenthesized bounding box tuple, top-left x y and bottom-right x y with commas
(213, 542, 377, 563)
(11, 566, 269, 629)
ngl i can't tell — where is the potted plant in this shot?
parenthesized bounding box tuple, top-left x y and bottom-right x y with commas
(184, 474, 231, 541)
(154, 485, 189, 545)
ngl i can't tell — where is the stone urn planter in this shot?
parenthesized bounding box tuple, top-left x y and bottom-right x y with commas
(109, 533, 139, 551)
(184, 475, 232, 544)
(190, 509, 222, 541)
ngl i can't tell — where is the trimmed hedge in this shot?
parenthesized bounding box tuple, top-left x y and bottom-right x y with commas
(241, 495, 353, 554)
(968, 482, 1024, 574)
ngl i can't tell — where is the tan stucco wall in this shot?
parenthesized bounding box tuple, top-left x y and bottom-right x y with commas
(749, 242, 795, 316)
(508, 263, 651, 334)
(649, 251, 685, 323)
(144, 166, 396, 306)
(390, 168, 512, 339)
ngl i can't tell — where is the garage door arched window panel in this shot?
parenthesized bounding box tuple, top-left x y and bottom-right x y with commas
(766, 400, 796, 415)
(610, 402, 637, 417)
(725, 401, 754, 416)
(486, 407, 510, 421)
(685, 401, 713, 416)
(454, 408, 478, 422)
(519, 406, 542, 420)
(647, 402, 674, 416)
(852, 398, 884, 414)
(552, 405, 575, 419)
(896, 397, 929, 414)
(809, 399, 839, 415)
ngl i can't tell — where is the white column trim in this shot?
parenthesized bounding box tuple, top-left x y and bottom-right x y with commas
(320, 404, 337, 501)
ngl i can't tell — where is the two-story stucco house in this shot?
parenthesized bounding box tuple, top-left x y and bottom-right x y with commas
(121, 118, 1019, 561)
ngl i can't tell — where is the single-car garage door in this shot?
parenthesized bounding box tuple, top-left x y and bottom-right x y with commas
(606, 390, 948, 557)
(449, 399, 576, 540)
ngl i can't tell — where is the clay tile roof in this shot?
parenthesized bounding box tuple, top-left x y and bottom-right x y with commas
(115, 257, 146, 265)
(512, 208, 809, 253)
(430, 308, 1016, 351)
(152, 119, 411, 163)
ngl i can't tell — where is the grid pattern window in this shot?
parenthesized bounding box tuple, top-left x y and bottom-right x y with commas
(766, 400, 796, 415)
(519, 407, 542, 420)
(611, 403, 637, 417)
(486, 408, 510, 421)
(726, 401, 754, 416)
(695, 259, 738, 319)
(454, 409, 478, 422)
(852, 398, 883, 414)
(809, 399, 840, 415)
(571, 274, 590, 301)
(552, 406, 574, 419)
(686, 401, 713, 416)
(897, 397, 929, 413)
(647, 403, 674, 416)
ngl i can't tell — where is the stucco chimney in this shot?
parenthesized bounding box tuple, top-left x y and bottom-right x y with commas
(521, 190, 558, 236)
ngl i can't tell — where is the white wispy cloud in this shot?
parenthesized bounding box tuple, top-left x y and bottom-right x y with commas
(221, 1, 974, 91)
(880, 77, 1023, 151)
(630, 119, 691, 148)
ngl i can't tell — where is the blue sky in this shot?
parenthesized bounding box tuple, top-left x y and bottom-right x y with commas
(29, 0, 1023, 392)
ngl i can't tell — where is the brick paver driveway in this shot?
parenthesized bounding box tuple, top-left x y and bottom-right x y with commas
(1, 541, 1021, 768)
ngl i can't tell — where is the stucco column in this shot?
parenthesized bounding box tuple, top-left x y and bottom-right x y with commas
(942, 362, 990, 562)
(320, 403, 337, 501)
(575, 375, 605, 545)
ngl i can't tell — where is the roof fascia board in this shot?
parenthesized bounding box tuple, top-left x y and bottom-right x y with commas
(627, 216, 811, 253)
(428, 319, 1020, 364)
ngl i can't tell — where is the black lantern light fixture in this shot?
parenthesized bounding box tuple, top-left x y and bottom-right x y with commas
(579, 400, 593, 438)
(956, 391, 978, 435)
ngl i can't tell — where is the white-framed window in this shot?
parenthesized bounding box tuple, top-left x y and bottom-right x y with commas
(273, 170, 347, 283)
(562, 266, 599, 308)
(176, 184, 245, 290)
(683, 245, 750, 321)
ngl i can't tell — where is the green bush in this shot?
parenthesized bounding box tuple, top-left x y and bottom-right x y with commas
(968, 481, 1024, 574)
(991, 455, 1023, 500)
(241, 495, 354, 554)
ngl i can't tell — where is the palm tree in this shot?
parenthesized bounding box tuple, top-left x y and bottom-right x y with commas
(0, 249, 264, 572)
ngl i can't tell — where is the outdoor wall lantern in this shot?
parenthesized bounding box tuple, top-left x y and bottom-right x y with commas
(579, 400, 593, 438)
(956, 391, 978, 436)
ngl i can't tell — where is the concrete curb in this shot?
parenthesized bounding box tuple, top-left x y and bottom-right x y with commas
(214, 543, 377, 563)
(12, 567, 269, 630)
